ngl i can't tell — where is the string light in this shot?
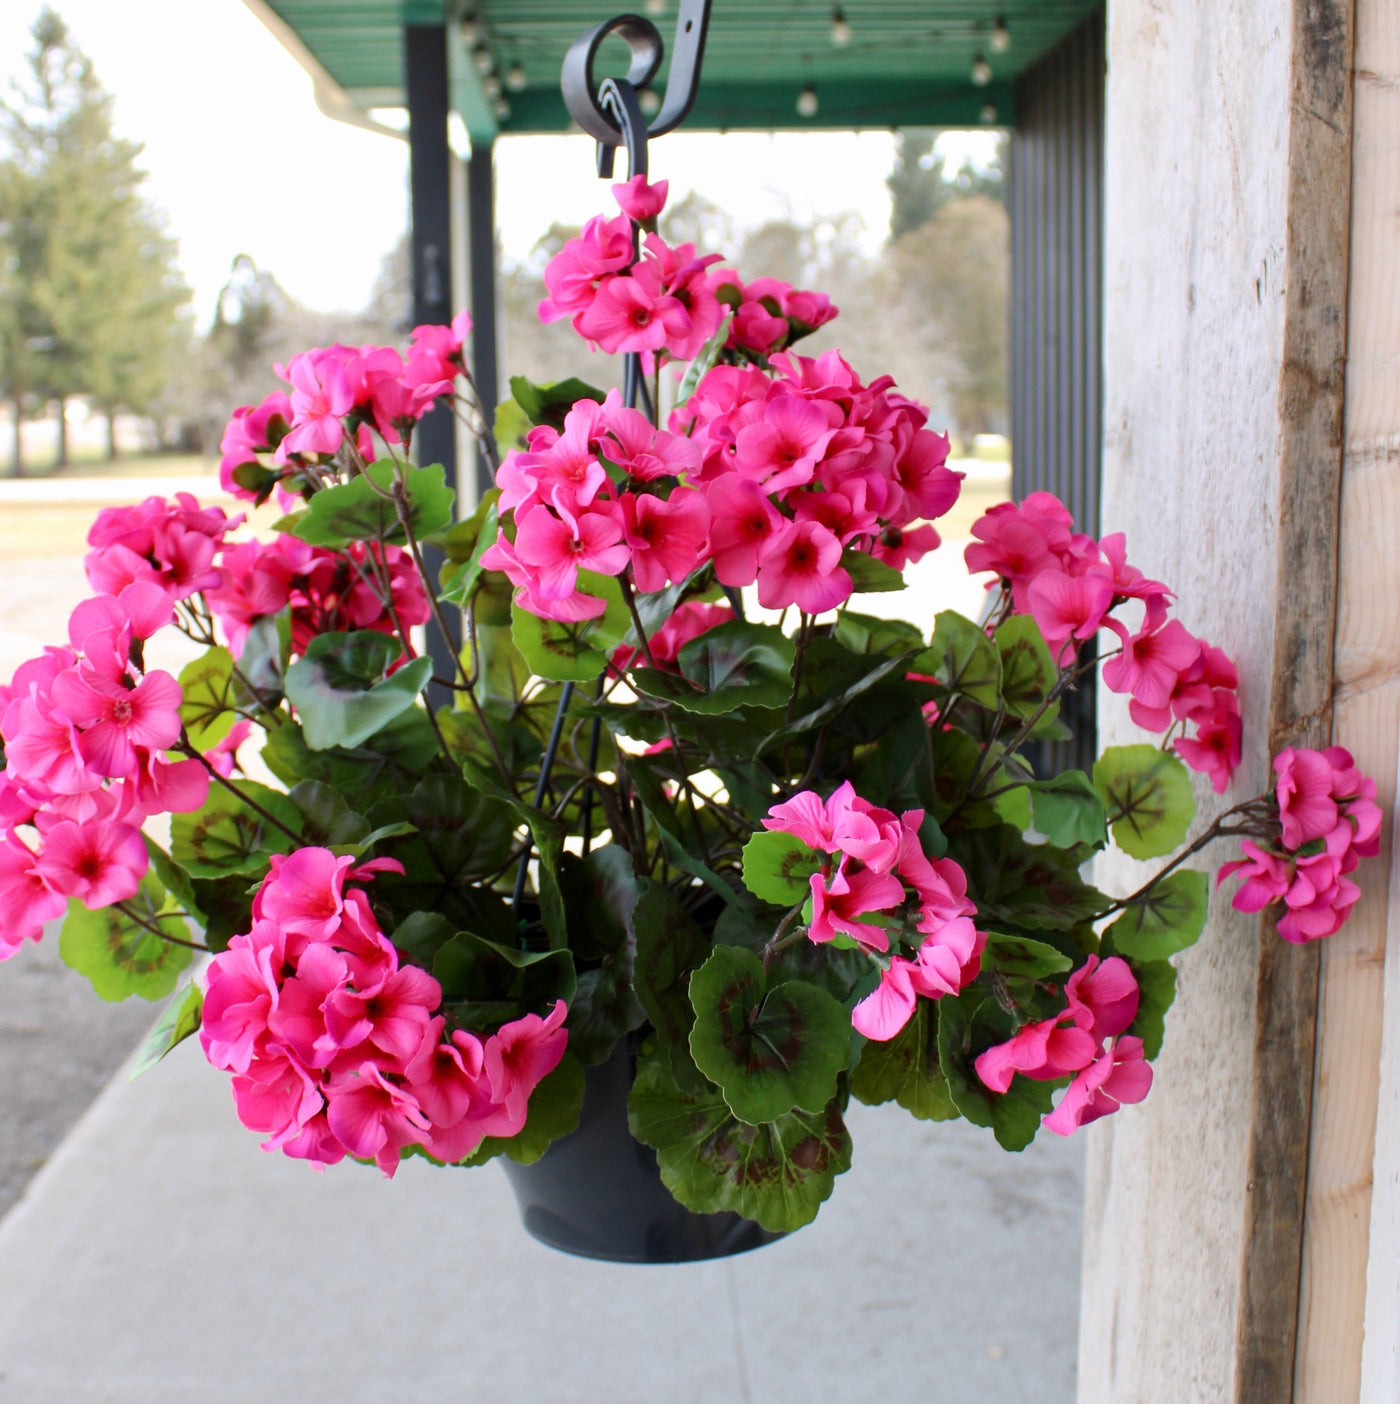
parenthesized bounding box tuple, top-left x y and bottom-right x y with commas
(458, 11, 480, 44)
(990, 16, 1011, 53)
(980, 102, 998, 124)
(483, 74, 501, 99)
(505, 63, 527, 92)
(493, 97, 511, 120)
(639, 88, 662, 116)
(644, 0, 667, 13)
(796, 84, 819, 117)
(474, 46, 495, 75)
(970, 54, 993, 86)
(830, 5, 851, 47)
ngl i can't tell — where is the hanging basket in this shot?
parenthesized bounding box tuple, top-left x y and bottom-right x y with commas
(499, 1034, 785, 1263)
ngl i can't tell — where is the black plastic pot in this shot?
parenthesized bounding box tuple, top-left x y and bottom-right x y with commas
(499, 1035, 785, 1264)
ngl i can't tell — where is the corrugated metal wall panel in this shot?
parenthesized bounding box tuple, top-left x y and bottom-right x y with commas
(1009, 7, 1105, 776)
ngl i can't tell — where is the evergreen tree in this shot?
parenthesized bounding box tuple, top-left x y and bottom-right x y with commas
(0, 7, 189, 471)
(887, 129, 1007, 241)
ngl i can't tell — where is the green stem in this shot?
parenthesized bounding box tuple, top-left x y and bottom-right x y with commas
(112, 901, 210, 952)
(182, 740, 304, 843)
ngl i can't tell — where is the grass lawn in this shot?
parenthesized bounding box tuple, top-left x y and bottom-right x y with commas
(13, 452, 216, 480)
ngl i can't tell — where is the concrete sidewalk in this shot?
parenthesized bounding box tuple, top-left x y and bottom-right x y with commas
(0, 1031, 1082, 1403)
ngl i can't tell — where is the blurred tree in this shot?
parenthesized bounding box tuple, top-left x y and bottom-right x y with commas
(887, 194, 1009, 437)
(0, 7, 190, 471)
(887, 129, 1006, 240)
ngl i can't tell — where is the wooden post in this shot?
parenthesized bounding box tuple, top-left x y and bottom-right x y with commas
(1078, 1, 1356, 1399)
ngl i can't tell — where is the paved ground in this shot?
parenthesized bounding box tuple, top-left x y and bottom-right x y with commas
(0, 1036, 1083, 1403)
(0, 471, 1089, 1402)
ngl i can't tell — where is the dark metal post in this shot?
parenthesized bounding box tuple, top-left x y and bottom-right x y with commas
(467, 142, 499, 501)
(405, 23, 459, 700)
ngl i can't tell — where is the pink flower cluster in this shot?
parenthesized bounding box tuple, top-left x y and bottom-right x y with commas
(482, 388, 704, 620)
(0, 586, 209, 957)
(540, 177, 835, 365)
(200, 848, 569, 1176)
(675, 351, 963, 613)
(965, 492, 1243, 792)
(206, 534, 430, 659)
(1220, 745, 1382, 943)
(974, 954, 1152, 1136)
(85, 492, 241, 601)
(762, 782, 984, 1042)
(218, 311, 472, 500)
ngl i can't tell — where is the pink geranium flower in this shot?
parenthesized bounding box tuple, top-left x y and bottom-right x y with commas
(734, 397, 839, 494)
(1026, 570, 1116, 662)
(1173, 689, 1243, 794)
(1102, 619, 1202, 711)
(613, 173, 668, 225)
(974, 1014, 1099, 1095)
(35, 818, 148, 909)
(229, 1052, 325, 1153)
(1043, 1036, 1153, 1136)
(705, 477, 783, 587)
(1273, 746, 1342, 849)
(757, 519, 853, 615)
(0, 834, 66, 957)
(280, 350, 355, 458)
(623, 489, 709, 592)
(200, 934, 283, 1075)
(1064, 955, 1139, 1041)
(1219, 839, 1292, 912)
(484, 1001, 569, 1124)
(49, 666, 182, 779)
(325, 1063, 431, 1177)
(808, 862, 906, 952)
(512, 500, 629, 601)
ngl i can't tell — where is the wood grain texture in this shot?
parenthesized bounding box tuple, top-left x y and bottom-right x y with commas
(1079, 2, 1353, 1400)
(1347, 0, 1400, 1393)
(1237, 1, 1356, 1399)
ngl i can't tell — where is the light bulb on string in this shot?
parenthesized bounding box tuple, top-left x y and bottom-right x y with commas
(493, 97, 511, 121)
(505, 63, 527, 92)
(639, 87, 661, 116)
(644, 0, 667, 13)
(970, 54, 993, 86)
(459, 12, 480, 44)
(830, 6, 851, 46)
(484, 74, 501, 99)
(990, 16, 1011, 53)
(796, 84, 819, 118)
(474, 46, 494, 76)
(980, 102, 998, 124)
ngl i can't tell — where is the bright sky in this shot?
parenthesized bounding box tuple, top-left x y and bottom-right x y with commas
(0, 0, 998, 323)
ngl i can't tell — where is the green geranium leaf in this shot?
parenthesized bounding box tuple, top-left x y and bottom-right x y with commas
(59, 876, 193, 1002)
(439, 501, 499, 607)
(510, 571, 629, 682)
(178, 646, 237, 749)
(947, 823, 1107, 931)
(629, 1041, 852, 1231)
(288, 780, 370, 846)
(561, 845, 639, 961)
(508, 375, 606, 432)
(1104, 870, 1208, 962)
(921, 611, 1002, 707)
(991, 785, 1032, 829)
(981, 932, 1075, 981)
(432, 933, 576, 1012)
(284, 631, 432, 751)
(189, 874, 254, 953)
(632, 881, 713, 1058)
(632, 621, 795, 715)
(840, 547, 905, 593)
(833, 611, 926, 657)
(740, 830, 822, 905)
(1028, 771, 1109, 849)
(127, 982, 203, 1080)
(937, 994, 1055, 1151)
(995, 615, 1062, 733)
(850, 1001, 958, 1120)
(566, 958, 647, 1066)
(458, 1055, 586, 1166)
(142, 839, 201, 919)
(170, 780, 300, 878)
(1126, 957, 1177, 1059)
(688, 945, 851, 1124)
(290, 461, 454, 548)
(1093, 745, 1196, 860)
(235, 611, 289, 705)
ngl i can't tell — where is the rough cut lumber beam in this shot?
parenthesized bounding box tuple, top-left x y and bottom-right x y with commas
(1078, 1, 1353, 1399)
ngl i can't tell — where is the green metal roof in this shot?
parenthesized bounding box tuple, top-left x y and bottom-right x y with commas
(250, 0, 1101, 143)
